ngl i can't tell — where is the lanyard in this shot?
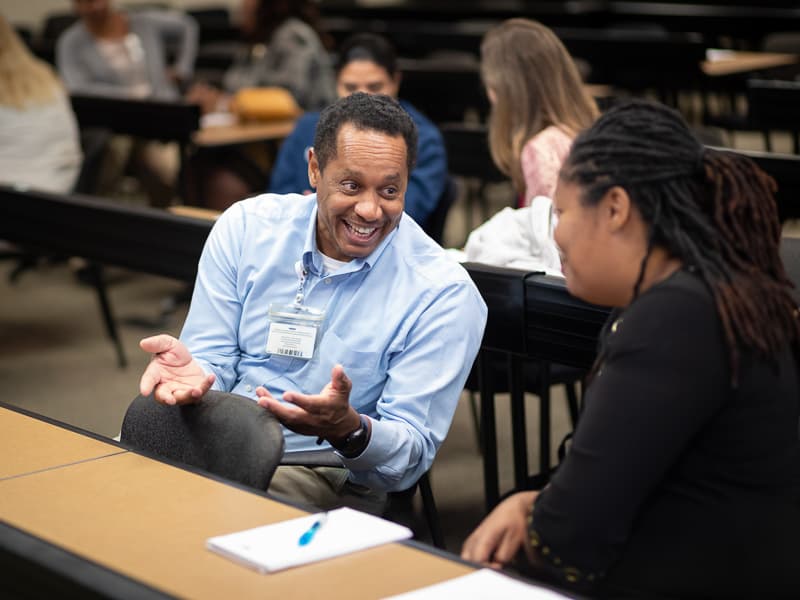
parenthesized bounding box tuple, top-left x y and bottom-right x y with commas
(294, 260, 307, 306)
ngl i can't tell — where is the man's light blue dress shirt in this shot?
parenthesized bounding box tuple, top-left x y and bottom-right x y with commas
(180, 193, 487, 491)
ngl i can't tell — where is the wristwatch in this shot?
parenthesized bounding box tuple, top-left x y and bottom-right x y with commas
(330, 414, 371, 458)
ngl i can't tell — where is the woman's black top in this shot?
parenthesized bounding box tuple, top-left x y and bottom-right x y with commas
(531, 269, 800, 598)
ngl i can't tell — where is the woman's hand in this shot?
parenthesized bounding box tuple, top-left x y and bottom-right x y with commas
(461, 490, 539, 569)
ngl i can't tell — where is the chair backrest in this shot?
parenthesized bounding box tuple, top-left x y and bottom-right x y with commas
(70, 95, 201, 145)
(422, 176, 457, 245)
(558, 27, 706, 92)
(780, 236, 800, 303)
(439, 123, 505, 183)
(0, 185, 212, 282)
(120, 391, 285, 490)
(747, 79, 800, 153)
(398, 58, 489, 123)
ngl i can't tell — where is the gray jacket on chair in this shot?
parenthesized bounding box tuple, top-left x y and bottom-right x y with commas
(56, 10, 198, 100)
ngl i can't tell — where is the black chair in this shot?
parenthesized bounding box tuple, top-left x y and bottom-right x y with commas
(557, 27, 706, 105)
(398, 57, 489, 124)
(281, 449, 444, 549)
(3, 125, 112, 273)
(0, 185, 213, 368)
(121, 391, 285, 490)
(747, 79, 800, 154)
(465, 264, 610, 509)
(780, 236, 800, 303)
(439, 123, 510, 237)
(3, 126, 113, 283)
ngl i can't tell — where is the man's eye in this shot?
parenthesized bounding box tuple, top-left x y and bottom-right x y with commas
(342, 181, 358, 192)
(383, 187, 399, 197)
(368, 84, 385, 93)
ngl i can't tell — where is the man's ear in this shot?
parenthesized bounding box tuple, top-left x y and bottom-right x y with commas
(307, 147, 319, 189)
(600, 185, 633, 233)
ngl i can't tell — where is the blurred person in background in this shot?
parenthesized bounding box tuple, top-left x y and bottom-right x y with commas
(187, 0, 335, 114)
(457, 18, 599, 272)
(56, 0, 198, 206)
(184, 0, 336, 211)
(481, 18, 598, 208)
(57, 0, 197, 99)
(0, 16, 81, 194)
(268, 32, 446, 229)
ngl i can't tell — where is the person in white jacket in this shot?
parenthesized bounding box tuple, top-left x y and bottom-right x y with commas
(461, 196, 562, 276)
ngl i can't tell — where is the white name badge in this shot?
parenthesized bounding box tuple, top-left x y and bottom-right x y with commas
(266, 303, 325, 360)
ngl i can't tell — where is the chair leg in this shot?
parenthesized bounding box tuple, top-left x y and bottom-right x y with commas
(509, 355, 528, 492)
(86, 263, 127, 368)
(468, 391, 482, 453)
(478, 351, 500, 511)
(538, 362, 552, 482)
(565, 381, 580, 429)
(418, 472, 445, 550)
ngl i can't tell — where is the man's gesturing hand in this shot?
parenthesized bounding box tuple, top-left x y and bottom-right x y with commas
(256, 364, 360, 441)
(139, 334, 215, 406)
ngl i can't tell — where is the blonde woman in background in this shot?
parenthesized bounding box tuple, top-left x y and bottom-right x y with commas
(0, 16, 81, 194)
(481, 18, 598, 207)
(458, 19, 599, 272)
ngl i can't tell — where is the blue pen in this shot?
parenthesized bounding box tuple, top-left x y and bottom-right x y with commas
(298, 513, 328, 546)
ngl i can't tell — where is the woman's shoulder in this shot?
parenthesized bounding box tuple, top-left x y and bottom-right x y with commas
(525, 125, 574, 153)
(618, 269, 720, 343)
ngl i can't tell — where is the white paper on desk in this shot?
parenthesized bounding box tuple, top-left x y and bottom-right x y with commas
(206, 507, 412, 573)
(382, 568, 571, 600)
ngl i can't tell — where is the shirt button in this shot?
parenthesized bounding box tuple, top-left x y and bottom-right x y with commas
(324, 278, 333, 285)
(245, 385, 252, 392)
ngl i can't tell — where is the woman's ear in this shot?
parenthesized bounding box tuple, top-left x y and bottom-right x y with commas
(600, 185, 633, 233)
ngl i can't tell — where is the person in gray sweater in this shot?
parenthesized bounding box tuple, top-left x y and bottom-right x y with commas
(57, 0, 197, 100)
(55, 0, 197, 206)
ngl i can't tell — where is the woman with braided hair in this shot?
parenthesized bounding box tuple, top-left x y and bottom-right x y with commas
(462, 100, 800, 597)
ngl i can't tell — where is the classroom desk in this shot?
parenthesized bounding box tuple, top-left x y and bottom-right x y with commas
(0, 407, 475, 599)
(0, 406, 123, 480)
(701, 50, 799, 78)
(192, 119, 297, 149)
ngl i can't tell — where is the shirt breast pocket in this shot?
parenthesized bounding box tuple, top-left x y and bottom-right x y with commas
(313, 330, 385, 406)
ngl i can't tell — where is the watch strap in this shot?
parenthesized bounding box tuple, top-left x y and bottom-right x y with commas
(330, 414, 370, 458)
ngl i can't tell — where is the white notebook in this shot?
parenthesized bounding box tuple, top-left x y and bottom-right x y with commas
(206, 507, 412, 573)
(382, 569, 571, 600)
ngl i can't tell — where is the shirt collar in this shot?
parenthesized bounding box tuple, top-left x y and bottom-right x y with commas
(301, 197, 401, 275)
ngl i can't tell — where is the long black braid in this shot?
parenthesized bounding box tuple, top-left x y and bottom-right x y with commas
(561, 99, 800, 383)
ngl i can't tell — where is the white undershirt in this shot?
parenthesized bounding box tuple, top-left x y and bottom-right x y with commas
(320, 252, 348, 276)
(96, 33, 151, 98)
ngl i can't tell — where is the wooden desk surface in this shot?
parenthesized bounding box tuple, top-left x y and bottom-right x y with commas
(701, 50, 798, 77)
(0, 407, 123, 479)
(0, 452, 472, 599)
(193, 119, 297, 148)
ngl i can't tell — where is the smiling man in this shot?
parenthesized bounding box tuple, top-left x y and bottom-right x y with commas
(137, 93, 487, 513)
